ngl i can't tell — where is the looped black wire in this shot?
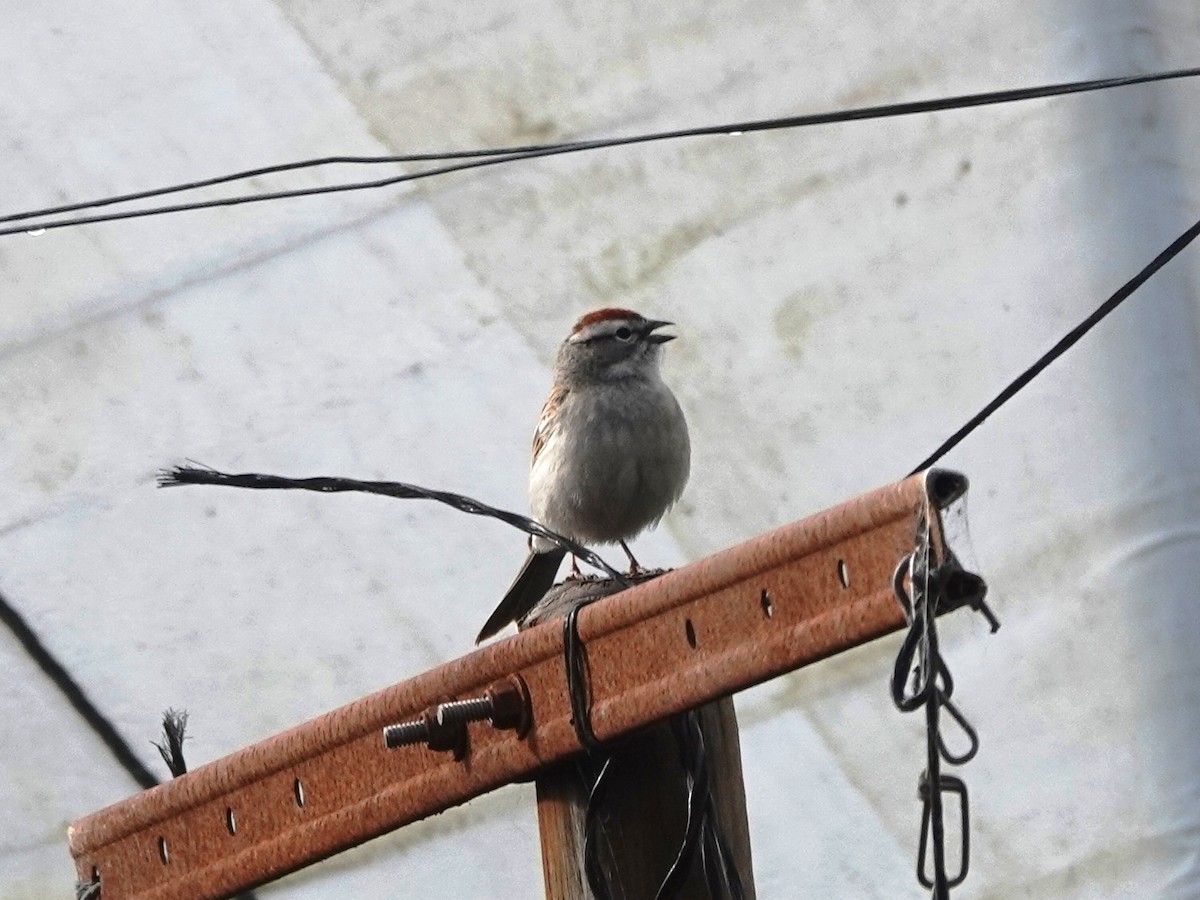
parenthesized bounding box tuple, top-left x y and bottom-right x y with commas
(936, 694, 980, 766)
(564, 596, 618, 899)
(918, 773, 970, 890)
(892, 553, 952, 713)
(892, 556, 969, 713)
(892, 525, 975, 898)
(564, 599, 605, 754)
(892, 622, 934, 712)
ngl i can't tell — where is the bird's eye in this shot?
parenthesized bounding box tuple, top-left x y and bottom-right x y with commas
(614, 326, 634, 342)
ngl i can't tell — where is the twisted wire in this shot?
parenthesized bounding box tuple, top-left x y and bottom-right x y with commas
(158, 464, 627, 583)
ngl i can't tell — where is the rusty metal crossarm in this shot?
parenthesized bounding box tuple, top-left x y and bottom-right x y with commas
(70, 469, 976, 899)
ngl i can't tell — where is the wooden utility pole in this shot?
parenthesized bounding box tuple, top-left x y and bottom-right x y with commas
(527, 579, 754, 899)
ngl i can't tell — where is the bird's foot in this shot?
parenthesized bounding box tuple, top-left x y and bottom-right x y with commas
(566, 555, 583, 581)
(619, 540, 644, 577)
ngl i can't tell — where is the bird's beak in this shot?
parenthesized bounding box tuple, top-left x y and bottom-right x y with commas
(645, 319, 677, 344)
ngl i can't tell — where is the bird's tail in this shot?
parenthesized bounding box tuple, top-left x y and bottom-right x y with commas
(476, 548, 567, 643)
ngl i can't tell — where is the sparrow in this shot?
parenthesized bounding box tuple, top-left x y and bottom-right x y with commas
(477, 307, 691, 642)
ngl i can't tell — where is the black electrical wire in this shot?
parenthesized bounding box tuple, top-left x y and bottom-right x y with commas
(0, 592, 261, 900)
(158, 465, 628, 584)
(0, 145, 584, 225)
(0, 588, 159, 790)
(910, 214, 1200, 474)
(3, 66, 1197, 237)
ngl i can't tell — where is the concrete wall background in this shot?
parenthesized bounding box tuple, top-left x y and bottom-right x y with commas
(3, 1, 1199, 897)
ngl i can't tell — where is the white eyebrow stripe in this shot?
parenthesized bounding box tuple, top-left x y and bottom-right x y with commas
(569, 317, 642, 342)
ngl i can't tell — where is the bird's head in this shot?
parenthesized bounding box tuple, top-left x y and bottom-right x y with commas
(556, 307, 677, 385)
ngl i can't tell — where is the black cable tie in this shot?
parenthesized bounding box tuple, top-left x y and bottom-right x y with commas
(564, 601, 605, 754)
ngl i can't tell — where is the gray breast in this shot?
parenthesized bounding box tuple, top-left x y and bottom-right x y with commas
(532, 379, 690, 544)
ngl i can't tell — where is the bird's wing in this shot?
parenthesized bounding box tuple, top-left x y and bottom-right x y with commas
(531, 383, 569, 465)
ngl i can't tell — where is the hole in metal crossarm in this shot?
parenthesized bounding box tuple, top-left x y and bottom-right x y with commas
(685, 619, 697, 649)
(157, 836, 169, 865)
(760, 588, 773, 618)
(837, 559, 850, 589)
(294, 777, 306, 808)
(225, 807, 237, 835)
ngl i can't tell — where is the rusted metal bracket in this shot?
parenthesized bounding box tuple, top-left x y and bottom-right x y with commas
(70, 469, 976, 899)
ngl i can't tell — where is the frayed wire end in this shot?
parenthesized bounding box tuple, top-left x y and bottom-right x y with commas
(157, 463, 219, 488)
(153, 708, 189, 778)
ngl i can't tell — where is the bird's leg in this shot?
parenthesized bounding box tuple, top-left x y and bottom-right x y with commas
(619, 540, 644, 576)
(567, 554, 582, 580)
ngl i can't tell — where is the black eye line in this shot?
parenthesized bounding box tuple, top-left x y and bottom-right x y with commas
(582, 328, 642, 345)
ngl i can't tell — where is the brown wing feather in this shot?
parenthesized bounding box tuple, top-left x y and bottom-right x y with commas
(532, 384, 569, 466)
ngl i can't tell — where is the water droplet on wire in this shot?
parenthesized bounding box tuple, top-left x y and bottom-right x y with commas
(25, 228, 45, 236)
